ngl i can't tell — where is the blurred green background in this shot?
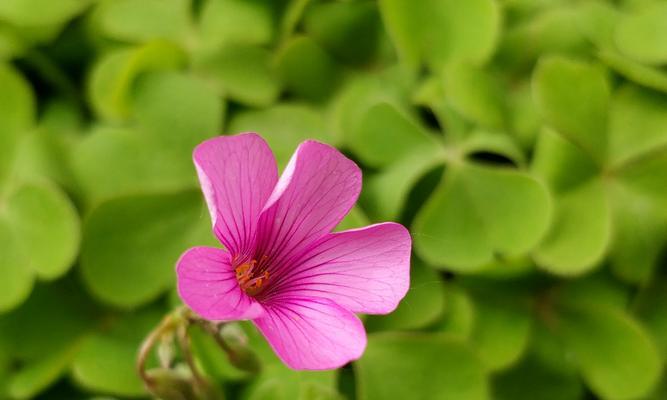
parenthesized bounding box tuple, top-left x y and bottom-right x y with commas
(1, 0, 667, 399)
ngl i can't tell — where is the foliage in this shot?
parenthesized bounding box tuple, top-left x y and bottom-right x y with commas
(0, 0, 666, 399)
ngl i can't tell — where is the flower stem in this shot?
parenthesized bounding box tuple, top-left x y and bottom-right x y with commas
(136, 309, 180, 386)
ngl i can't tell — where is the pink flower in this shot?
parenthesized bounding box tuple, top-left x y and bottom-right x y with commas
(176, 133, 411, 370)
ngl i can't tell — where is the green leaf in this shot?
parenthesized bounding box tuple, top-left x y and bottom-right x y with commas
(303, 0, 381, 65)
(532, 128, 600, 194)
(614, 148, 667, 205)
(556, 273, 630, 311)
(0, 281, 96, 398)
(80, 190, 209, 308)
(614, 3, 667, 66)
(241, 324, 340, 400)
(470, 296, 532, 371)
(76, 71, 220, 204)
(493, 355, 583, 400)
(507, 82, 541, 151)
(194, 44, 280, 107)
(366, 260, 446, 331)
(199, 0, 274, 49)
(378, 0, 500, 70)
(71, 308, 162, 397)
(73, 126, 170, 203)
(530, 320, 577, 376)
(0, 219, 33, 313)
(0, 24, 26, 59)
(608, 182, 666, 284)
(0, 63, 34, 187)
(414, 163, 551, 271)
(243, 368, 341, 400)
(132, 71, 222, 145)
(95, 0, 189, 43)
(535, 179, 611, 276)
(608, 84, 667, 167)
(6, 340, 81, 400)
(555, 304, 662, 400)
(498, 8, 591, 71)
(4, 182, 79, 280)
(227, 103, 330, 168)
(362, 146, 443, 221)
(0, 0, 88, 28)
(87, 41, 186, 121)
(437, 285, 475, 339)
(356, 333, 489, 400)
(574, 1, 620, 50)
(331, 72, 412, 146)
(442, 62, 506, 130)
(636, 280, 667, 361)
(279, 0, 311, 43)
(275, 35, 339, 102)
(459, 131, 526, 167)
(600, 50, 667, 94)
(533, 56, 609, 163)
(352, 102, 436, 168)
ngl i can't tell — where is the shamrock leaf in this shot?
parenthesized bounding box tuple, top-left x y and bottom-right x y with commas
(80, 190, 214, 308)
(75, 70, 221, 205)
(356, 333, 489, 400)
(71, 307, 163, 396)
(378, 0, 500, 70)
(532, 56, 667, 280)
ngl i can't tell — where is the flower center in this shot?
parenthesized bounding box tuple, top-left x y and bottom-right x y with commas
(234, 256, 270, 297)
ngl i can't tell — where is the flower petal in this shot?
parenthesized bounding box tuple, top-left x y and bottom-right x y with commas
(262, 223, 411, 314)
(254, 297, 366, 370)
(193, 133, 278, 255)
(176, 246, 264, 320)
(255, 141, 361, 272)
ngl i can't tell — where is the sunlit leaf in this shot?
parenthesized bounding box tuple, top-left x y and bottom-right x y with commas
(87, 41, 186, 121)
(533, 56, 609, 164)
(0, 0, 88, 28)
(414, 163, 551, 272)
(442, 62, 506, 130)
(227, 103, 330, 168)
(94, 0, 189, 43)
(614, 2, 667, 66)
(555, 304, 662, 400)
(194, 44, 280, 106)
(438, 285, 475, 339)
(470, 295, 532, 371)
(0, 63, 34, 187)
(4, 182, 78, 279)
(275, 35, 339, 102)
(76, 71, 220, 204)
(352, 102, 437, 168)
(608, 84, 667, 167)
(80, 190, 210, 308)
(357, 333, 489, 400)
(199, 0, 274, 49)
(0, 220, 32, 313)
(535, 179, 611, 276)
(71, 307, 162, 396)
(378, 0, 500, 70)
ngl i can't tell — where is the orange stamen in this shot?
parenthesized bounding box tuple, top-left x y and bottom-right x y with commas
(234, 258, 270, 296)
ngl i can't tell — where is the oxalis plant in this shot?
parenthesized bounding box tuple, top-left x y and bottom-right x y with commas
(0, 0, 666, 399)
